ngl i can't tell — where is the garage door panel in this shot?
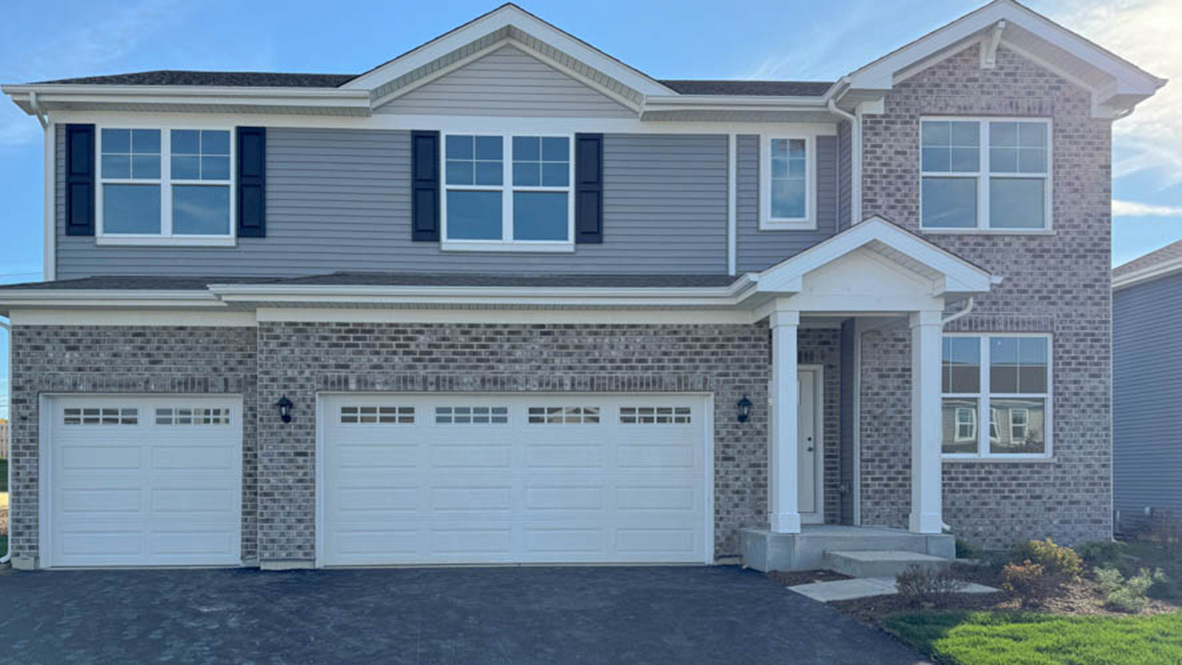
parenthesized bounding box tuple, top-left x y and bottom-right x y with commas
(323, 394, 709, 566)
(49, 397, 242, 568)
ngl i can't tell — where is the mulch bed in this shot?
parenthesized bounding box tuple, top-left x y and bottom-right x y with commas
(768, 569, 851, 586)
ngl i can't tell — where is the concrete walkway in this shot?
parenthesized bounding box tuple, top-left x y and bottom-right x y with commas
(791, 576, 999, 603)
(0, 566, 928, 664)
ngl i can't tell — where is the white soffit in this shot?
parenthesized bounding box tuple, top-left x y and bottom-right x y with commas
(754, 216, 996, 297)
(844, 0, 1165, 115)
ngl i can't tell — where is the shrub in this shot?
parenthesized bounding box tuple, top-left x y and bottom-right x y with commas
(1002, 561, 1056, 605)
(1009, 538, 1082, 578)
(895, 564, 967, 606)
(955, 538, 983, 561)
(1098, 567, 1168, 613)
(1076, 540, 1128, 569)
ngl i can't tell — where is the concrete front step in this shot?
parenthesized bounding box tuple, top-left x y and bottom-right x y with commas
(823, 550, 952, 578)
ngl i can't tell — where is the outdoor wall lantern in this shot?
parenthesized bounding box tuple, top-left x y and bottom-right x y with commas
(737, 395, 753, 423)
(276, 395, 294, 424)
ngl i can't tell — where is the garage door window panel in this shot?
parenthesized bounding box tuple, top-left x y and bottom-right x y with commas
(620, 406, 692, 425)
(527, 406, 601, 424)
(63, 407, 139, 425)
(340, 405, 415, 424)
(435, 406, 509, 424)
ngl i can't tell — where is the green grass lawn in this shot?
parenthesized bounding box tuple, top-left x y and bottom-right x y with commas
(886, 611, 1182, 665)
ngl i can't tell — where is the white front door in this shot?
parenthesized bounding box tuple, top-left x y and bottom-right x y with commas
(797, 368, 823, 523)
(319, 394, 712, 566)
(44, 396, 243, 568)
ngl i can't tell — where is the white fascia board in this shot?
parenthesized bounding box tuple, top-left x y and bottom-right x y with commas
(1113, 257, 1182, 291)
(0, 290, 224, 312)
(845, 0, 1164, 99)
(2, 85, 372, 116)
(642, 95, 831, 109)
(754, 216, 994, 295)
(343, 5, 673, 97)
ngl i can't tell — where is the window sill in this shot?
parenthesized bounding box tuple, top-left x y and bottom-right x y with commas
(942, 455, 1056, 463)
(919, 228, 1055, 236)
(440, 240, 575, 253)
(760, 219, 816, 232)
(96, 235, 237, 248)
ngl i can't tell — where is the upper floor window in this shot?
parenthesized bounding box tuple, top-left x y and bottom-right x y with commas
(98, 127, 234, 245)
(442, 133, 573, 252)
(760, 135, 814, 230)
(941, 333, 1052, 458)
(920, 118, 1051, 232)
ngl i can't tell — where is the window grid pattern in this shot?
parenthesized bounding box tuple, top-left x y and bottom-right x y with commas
(769, 138, 807, 220)
(155, 407, 231, 426)
(527, 406, 601, 425)
(340, 406, 415, 425)
(620, 406, 692, 425)
(941, 334, 1051, 457)
(64, 407, 139, 426)
(435, 406, 509, 425)
(920, 118, 1050, 231)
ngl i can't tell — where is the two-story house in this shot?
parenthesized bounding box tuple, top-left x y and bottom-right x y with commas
(0, 0, 1164, 571)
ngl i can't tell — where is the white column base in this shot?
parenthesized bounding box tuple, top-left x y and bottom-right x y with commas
(770, 512, 802, 534)
(909, 512, 943, 534)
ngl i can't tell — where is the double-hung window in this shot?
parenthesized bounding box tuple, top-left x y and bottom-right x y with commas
(760, 135, 814, 229)
(921, 118, 1051, 231)
(98, 127, 234, 245)
(941, 333, 1052, 458)
(442, 133, 574, 251)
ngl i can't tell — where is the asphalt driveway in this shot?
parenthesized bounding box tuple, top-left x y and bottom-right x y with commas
(0, 565, 925, 664)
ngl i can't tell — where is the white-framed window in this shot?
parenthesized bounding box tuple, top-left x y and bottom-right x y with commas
(155, 407, 231, 426)
(434, 406, 509, 425)
(97, 126, 235, 246)
(527, 406, 601, 425)
(339, 406, 415, 425)
(759, 134, 814, 230)
(441, 133, 574, 252)
(941, 333, 1052, 458)
(63, 407, 138, 426)
(619, 406, 692, 425)
(920, 117, 1051, 232)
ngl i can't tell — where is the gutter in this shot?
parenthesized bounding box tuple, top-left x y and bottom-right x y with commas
(826, 78, 862, 228)
(2, 84, 373, 117)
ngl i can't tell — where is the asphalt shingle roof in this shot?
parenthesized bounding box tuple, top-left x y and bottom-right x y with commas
(32, 70, 833, 97)
(0, 272, 741, 291)
(1114, 239, 1182, 278)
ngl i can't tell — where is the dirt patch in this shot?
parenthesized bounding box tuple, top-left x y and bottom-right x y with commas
(768, 569, 852, 587)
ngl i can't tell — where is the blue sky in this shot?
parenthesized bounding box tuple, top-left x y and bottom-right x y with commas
(0, 0, 1180, 418)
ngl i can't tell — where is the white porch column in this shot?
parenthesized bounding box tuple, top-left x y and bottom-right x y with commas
(909, 310, 944, 533)
(769, 309, 801, 533)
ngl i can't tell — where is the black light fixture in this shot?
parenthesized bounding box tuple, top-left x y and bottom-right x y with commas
(737, 395, 753, 423)
(276, 395, 294, 424)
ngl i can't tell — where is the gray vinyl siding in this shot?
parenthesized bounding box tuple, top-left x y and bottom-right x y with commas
(734, 134, 840, 273)
(375, 46, 635, 118)
(1113, 272, 1182, 533)
(839, 318, 855, 524)
(55, 129, 727, 278)
(837, 120, 852, 231)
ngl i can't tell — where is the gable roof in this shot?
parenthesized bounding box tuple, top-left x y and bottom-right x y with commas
(1113, 240, 1182, 290)
(839, 0, 1165, 116)
(2, 0, 1165, 120)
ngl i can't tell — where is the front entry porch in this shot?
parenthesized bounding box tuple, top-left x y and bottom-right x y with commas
(740, 525, 955, 573)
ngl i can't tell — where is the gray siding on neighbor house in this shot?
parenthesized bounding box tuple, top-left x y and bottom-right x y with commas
(1113, 272, 1182, 532)
(55, 129, 728, 278)
(734, 134, 839, 273)
(375, 46, 635, 118)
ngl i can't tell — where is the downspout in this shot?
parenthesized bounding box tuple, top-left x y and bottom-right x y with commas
(941, 297, 975, 327)
(826, 83, 861, 227)
(1, 317, 9, 564)
(28, 92, 47, 129)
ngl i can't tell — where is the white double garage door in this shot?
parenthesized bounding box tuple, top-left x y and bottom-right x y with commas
(44, 394, 711, 567)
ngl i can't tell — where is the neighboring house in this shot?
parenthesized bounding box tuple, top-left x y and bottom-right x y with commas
(1113, 240, 1182, 534)
(0, 0, 1163, 571)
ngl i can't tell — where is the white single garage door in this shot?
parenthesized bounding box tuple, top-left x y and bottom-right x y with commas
(46, 396, 242, 568)
(321, 394, 711, 566)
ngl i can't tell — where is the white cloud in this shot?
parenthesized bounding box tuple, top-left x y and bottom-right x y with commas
(1112, 199, 1182, 217)
(1039, 0, 1182, 187)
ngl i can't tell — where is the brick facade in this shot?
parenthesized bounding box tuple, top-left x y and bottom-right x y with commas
(6, 326, 259, 564)
(858, 45, 1113, 548)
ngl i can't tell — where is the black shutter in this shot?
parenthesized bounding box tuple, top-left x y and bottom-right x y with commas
(574, 133, 603, 244)
(236, 127, 266, 238)
(65, 124, 95, 236)
(411, 130, 440, 241)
